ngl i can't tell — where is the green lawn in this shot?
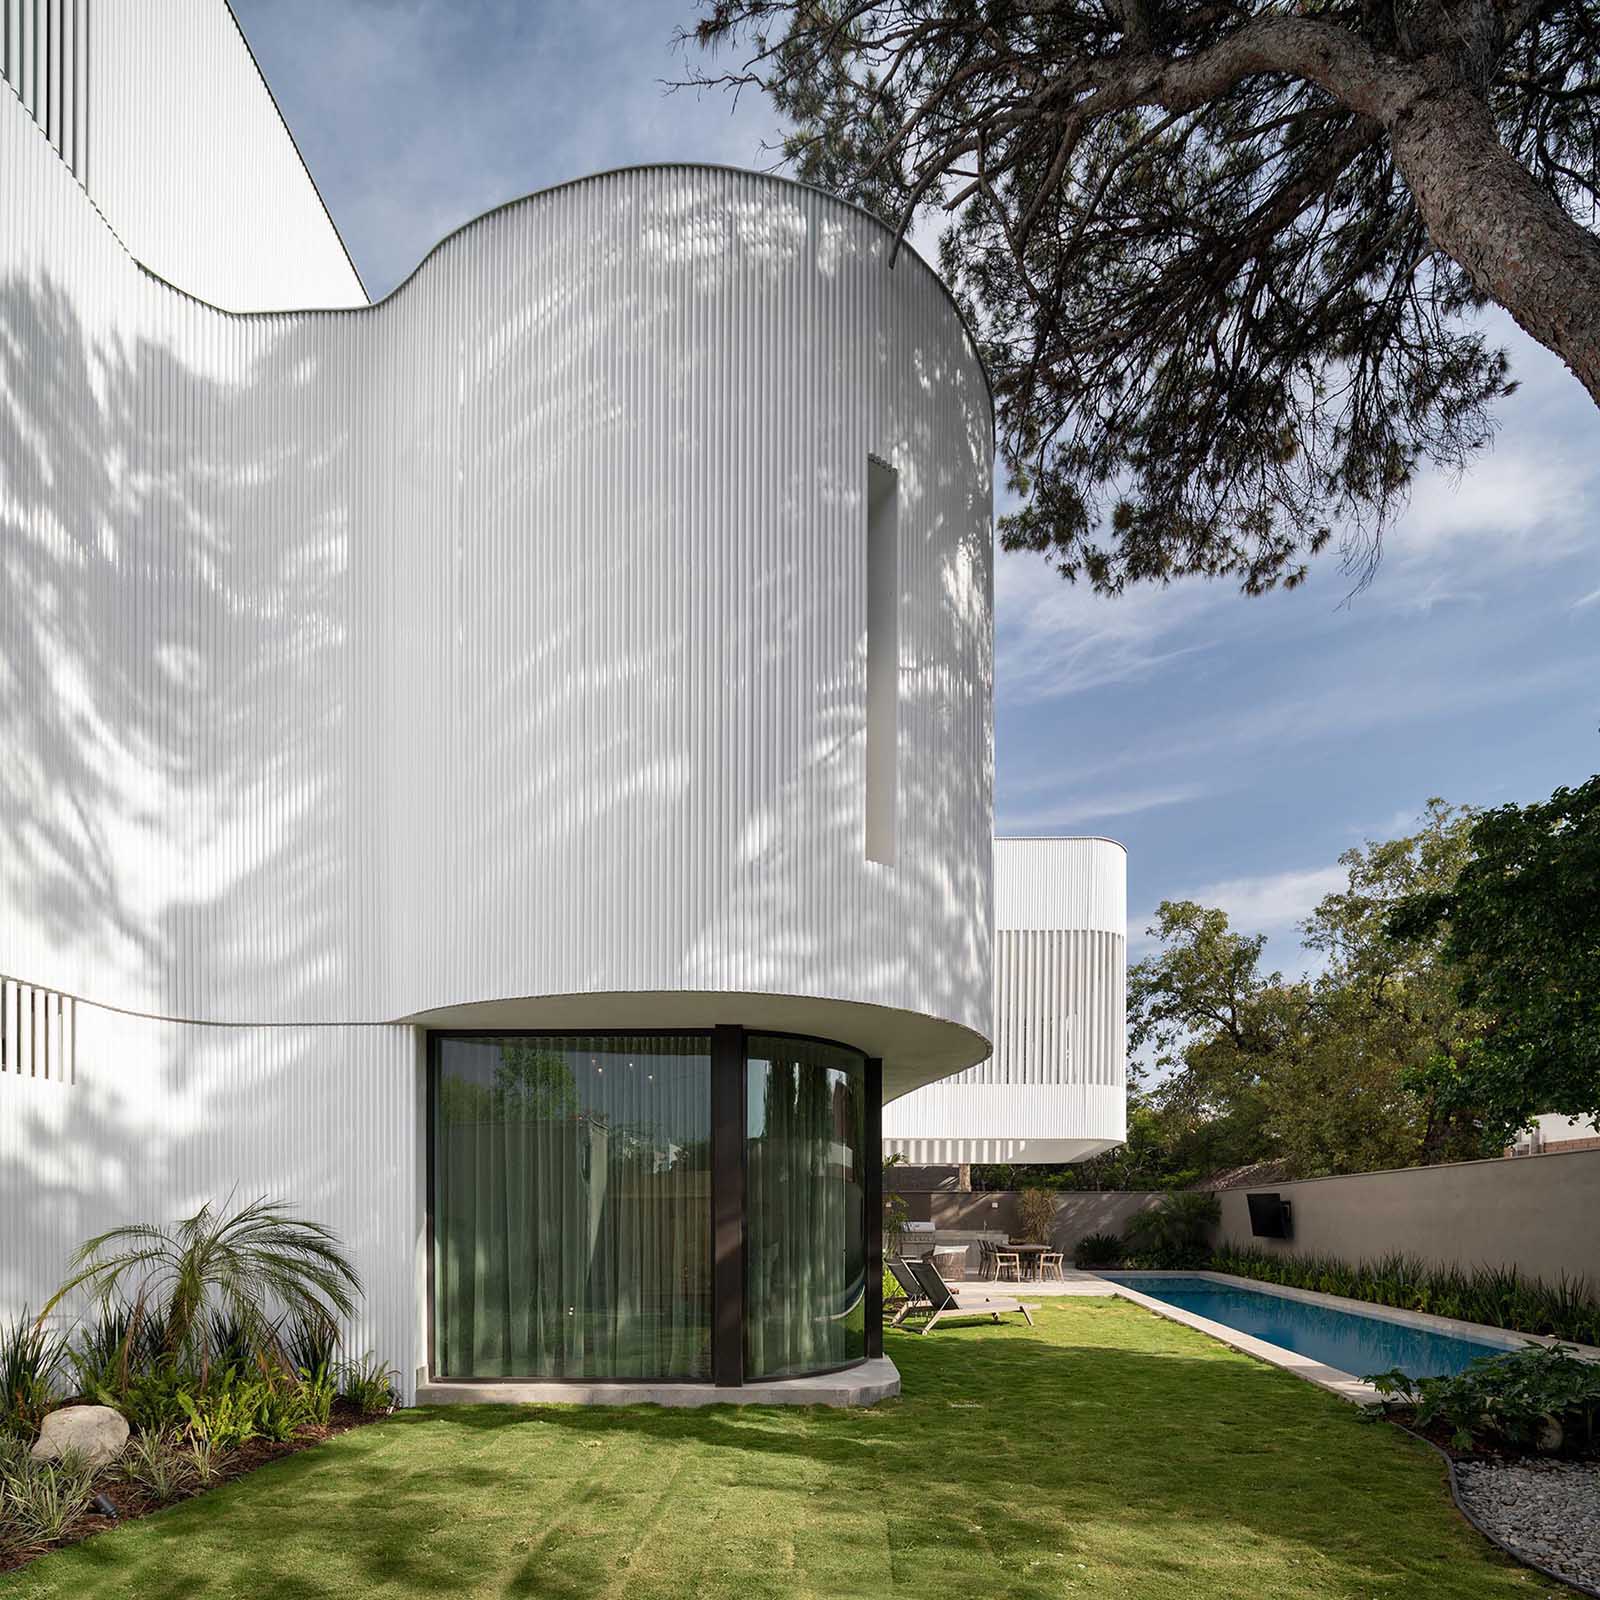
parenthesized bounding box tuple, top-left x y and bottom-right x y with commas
(1, 1299, 1550, 1599)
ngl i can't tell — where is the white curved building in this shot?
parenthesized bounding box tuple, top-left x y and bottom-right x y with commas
(883, 837, 1127, 1165)
(0, 6, 992, 1401)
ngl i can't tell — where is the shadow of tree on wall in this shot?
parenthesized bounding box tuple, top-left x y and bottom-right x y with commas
(0, 265, 386, 1335)
(0, 173, 996, 1356)
(0, 269, 352, 1024)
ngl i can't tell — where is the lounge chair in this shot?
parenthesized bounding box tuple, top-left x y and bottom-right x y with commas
(886, 1256, 932, 1326)
(905, 1257, 1035, 1335)
(887, 1256, 1019, 1326)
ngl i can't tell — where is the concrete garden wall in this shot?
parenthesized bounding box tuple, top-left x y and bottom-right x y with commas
(897, 1149, 1600, 1286)
(1211, 1148, 1600, 1286)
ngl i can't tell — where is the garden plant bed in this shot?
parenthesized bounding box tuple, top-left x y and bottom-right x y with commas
(0, 1403, 391, 1577)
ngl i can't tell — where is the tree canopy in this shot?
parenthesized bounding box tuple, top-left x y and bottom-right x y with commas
(979, 798, 1499, 1190)
(1389, 774, 1600, 1146)
(685, 0, 1600, 594)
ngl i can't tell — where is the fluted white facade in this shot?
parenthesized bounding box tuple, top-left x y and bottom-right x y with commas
(1, 21, 993, 1396)
(883, 838, 1127, 1164)
(1, 0, 365, 307)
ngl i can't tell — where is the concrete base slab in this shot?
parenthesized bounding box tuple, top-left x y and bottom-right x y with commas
(416, 1357, 901, 1409)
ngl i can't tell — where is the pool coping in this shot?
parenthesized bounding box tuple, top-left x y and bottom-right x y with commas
(1087, 1270, 1600, 1405)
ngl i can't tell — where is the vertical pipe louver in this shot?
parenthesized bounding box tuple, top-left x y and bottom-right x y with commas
(2, 0, 87, 179)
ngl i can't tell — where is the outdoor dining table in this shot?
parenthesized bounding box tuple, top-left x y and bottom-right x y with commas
(1004, 1243, 1052, 1280)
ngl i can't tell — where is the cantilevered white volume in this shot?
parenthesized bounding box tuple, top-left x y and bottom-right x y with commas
(883, 838, 1127, 1164)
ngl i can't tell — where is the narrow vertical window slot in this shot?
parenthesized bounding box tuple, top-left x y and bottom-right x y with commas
(865, 457, 899, 865)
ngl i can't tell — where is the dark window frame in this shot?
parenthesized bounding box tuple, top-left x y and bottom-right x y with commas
(424, 1026, 881, 1388)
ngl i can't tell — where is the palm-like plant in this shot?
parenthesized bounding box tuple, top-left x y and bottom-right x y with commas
(42, 1197, 362, 1371)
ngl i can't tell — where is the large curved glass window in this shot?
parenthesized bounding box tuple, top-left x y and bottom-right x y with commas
(433, 1035, 711, 1379)
(744, 1037, 867, 1378)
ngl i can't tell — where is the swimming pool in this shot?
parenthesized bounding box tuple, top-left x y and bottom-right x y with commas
(1100, 1274, 1513, 1380)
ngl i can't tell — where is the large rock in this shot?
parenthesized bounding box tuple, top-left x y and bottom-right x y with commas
(30, 1404, 129, 1469)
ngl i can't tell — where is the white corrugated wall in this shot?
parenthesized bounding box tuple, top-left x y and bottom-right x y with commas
(1, 88, 993, 1075)
(1, 68, 994, 1370)
(2, 0, 365, 308)
(0, 0, 89, 180)
(1, 1005, 422, 1394)
(883, 838, 1127, 1162)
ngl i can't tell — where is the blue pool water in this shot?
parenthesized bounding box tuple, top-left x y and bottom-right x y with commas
(1100, 1274, 1511, 1380)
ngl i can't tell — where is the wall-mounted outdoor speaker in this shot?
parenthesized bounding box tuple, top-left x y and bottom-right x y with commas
(1247, 1191, 1293, 1239)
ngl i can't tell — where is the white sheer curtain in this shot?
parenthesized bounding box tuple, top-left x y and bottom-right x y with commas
(433, 1035, 712, 1379)
(745, 1037, 866, 1378)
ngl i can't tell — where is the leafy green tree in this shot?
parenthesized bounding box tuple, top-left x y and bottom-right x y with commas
(1130, 901, 1307, 1177)
(437, 1043, 579, 1124)
(1299, 800, 1487, 1163)
(1390, 775, 1600, 1148)
(1125, 803, 1484, 1181)
(686, 0, 1600, 598)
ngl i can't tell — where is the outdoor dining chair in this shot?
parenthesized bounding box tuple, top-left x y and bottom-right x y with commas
(994, 1246, 1022, 1282)
(1039, 1252, 1065, 1281)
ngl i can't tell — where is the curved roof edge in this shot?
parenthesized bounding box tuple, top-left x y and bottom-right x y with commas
(223, 0, 369, 302)
(120, 160, 994, 416)
(995, 834, 1128, 852)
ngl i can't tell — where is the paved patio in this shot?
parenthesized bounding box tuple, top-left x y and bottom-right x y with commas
(950, 1269, 1114, 1296)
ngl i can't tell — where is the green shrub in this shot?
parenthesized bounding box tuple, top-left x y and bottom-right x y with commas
(337, 1353, 398, 1417)
(1016, 1188, 1058, 1245)
(97, 1363, 197, 1436)
(1123, 1243, 1213, 1270)
(173, 1361, 335, 1449)
(1366, 1343, 1600, 1452)
(46, 1197, 361, 1373)
(0, 1310, 63, 1440)
(0, 1443, 96, 1550)
(204, 1310, 261, 1374)
(1213, 1243, 1600, 1346)
(116, 1432, 194, 1505)
(67, 1300, 156, 1398)
(1073, 1232, 1125, 1268)
(1122, 1193, 1220, 1269)
(183, 1436, 224, 1488)
(177, 1374, 260, 1452)
(283, 1315, 338, 1386)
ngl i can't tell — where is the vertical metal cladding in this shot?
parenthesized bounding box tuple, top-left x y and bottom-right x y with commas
(0, 1003, 422, 1397)
(882, 838, 1127, 1164)
(1, 91, 993, 1066)
(0, 0, 368, 308)
(3, 78, 992, 1375)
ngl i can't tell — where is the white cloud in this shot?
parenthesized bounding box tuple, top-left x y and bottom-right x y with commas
(1389, 442, 1594, 572)
(1574, 586, 1600, 611)
(994, 554, 1227, 703)
(997, 782, 1209, 832)
(1180, 864, 1347, 932)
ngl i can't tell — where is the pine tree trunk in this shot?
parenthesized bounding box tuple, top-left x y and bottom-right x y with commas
(1389, 86, 1600, 403)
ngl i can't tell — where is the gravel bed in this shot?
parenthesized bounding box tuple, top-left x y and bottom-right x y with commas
(1454, 1459, 1600, 1594)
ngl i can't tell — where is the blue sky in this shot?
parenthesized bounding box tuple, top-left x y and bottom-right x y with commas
(234, 0, 1600, 975)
